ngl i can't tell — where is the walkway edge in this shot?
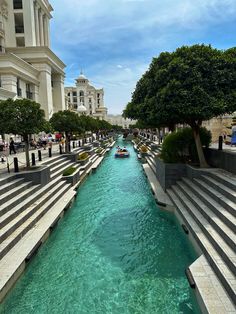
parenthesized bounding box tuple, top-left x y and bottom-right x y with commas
(142, 163, 174, 211)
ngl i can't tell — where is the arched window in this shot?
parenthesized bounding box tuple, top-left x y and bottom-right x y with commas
(79, 91, 84, 97)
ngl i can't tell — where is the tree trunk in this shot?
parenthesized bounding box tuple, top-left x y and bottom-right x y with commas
(65, 132, 70, 153)
(24, 134, 30, 168)
(192, 126, 209, 168)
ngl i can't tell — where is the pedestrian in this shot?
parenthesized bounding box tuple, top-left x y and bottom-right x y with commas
(9, 137, 16, 155)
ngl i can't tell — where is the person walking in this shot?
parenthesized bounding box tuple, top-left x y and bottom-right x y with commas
(9, 137, 16, 155)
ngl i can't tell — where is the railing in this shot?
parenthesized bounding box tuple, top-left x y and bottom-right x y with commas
(13, 0, 23, 9)
(15, 26, 24, 34)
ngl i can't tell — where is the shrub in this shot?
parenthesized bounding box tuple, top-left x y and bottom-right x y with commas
(95, 148, 103, 154)
(78, 152, 89, 160)
(140, 145, 148, 153)
(62, 166, 76, 176)
(160, 127, 211, 163)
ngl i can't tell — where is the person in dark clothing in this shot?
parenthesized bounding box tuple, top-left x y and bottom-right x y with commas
(9, 138, 16, 154)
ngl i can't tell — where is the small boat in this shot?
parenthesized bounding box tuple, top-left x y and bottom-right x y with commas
(115, 147, 130, 158)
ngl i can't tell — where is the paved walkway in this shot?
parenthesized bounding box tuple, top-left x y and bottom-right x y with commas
(0, 143, 70, 178)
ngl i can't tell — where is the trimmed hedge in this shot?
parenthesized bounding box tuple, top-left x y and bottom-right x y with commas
(160, 127, 211, 163)
(78, 152, 89, 161)
(95, 148, 103, 154)
(62, 166, 77, 176)
(140, 145, 148, 153)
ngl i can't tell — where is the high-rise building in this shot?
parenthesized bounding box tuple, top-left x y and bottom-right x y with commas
(0, 0, 65, 119)
(65, 73, 107, 120)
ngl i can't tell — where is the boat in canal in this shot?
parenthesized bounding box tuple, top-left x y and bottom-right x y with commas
(114, 146, 130, 158)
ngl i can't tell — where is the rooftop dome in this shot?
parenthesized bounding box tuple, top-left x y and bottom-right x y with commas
(77, 71, 88, 81)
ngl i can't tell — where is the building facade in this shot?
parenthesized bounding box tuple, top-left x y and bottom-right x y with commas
(65, 73, 107, 120)
(106, 114, 136, 129)
(0, 0, 66, 119)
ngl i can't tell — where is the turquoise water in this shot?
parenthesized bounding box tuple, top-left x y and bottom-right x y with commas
(0, 138, 200, 314)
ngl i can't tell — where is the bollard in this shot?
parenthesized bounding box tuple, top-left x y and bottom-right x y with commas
(14, 157, 19, 173)
(73, 141, 75, 149)
(49, 147, 52, 157)
(68, 143, 71, 152)
(59, 144, 63, 154)
(79, 140, 81, 147)
(1, 157, 4, 163)
(31, 153, 36, 166)
(218, 136, 223, 151)
(7, 162, 10, 173)
(38, 150, 42, 161)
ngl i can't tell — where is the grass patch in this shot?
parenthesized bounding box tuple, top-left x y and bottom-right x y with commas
(62, 166, 76, 176)
(78, 152, 89, 161)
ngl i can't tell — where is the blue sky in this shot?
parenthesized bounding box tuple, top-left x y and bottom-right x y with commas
(50, 0, 236, 114)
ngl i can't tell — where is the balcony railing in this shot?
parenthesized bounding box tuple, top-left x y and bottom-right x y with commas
(15, 26, 24, 34)
(26, 91, 33, 100)
(13, 0, 23, 9)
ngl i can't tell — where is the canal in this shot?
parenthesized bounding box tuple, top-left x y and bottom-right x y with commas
(0, 138, 200, 313)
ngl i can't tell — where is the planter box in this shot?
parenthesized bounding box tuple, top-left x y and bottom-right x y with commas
(16, 165, 50, 185)
(155, 158, 187, 191)
(92, 141, 100, 148)
(204, 148, 236, 175)
(62, 167, 80, 186)
(77, 156, 90, 166)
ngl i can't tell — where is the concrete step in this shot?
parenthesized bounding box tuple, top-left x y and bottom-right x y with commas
(0, 175, 19, 186)
(0, 177, 25, 195)
(0, 184, 40, 218)
(201, 175, 236, 204)
(0, 176, 62, 230)
(0, 180, 70, 260)
(50, 159, 72, 175)
(193, 177, 236, 219)
(207, 170, 236, 191)
(167, 188, 236, 305)
(146, 156, 156, 174)
(41, 155, 63, 166)
(50, 161, 76, 180)
(0, 181, 33, 206)
(46, 157, 67, 170)
(178, 179, 236, 252)
(182, 177, 236, 232)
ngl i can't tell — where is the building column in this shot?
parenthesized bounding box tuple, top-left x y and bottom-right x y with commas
(52, 74, 66, 112)
(43, 15, 49, 47)
(1, 75, 17, 93)
(34, 2, 40, 46)
(39, 9, 44, 46)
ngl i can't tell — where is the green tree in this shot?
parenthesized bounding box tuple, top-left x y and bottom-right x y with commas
(124, 45, 236, 167)
(0, 98, 46, 168)
(50, 110, 83, 153)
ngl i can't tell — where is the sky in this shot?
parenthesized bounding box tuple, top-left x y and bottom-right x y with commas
(49, 0, 236, 115)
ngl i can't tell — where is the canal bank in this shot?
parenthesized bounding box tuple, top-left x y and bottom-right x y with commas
(0, 138, 200, 313)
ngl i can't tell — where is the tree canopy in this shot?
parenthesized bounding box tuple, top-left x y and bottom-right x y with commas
(0, 98, 47, 167)
(123, 44, 236, 167)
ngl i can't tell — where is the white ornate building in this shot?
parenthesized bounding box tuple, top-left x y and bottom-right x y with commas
(0, 0, 66, 119)
(65, 73, 107, 120)
(106, 114, 136, 129)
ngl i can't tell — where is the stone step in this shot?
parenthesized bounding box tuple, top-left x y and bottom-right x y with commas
(46, 156, 67, 170)
(201, 175, 236, 204)
(193, 177, 236, 219)
(146, 156, 156, 174)
(50, 161, 76, 180)
(178, 179, 236, 252)
(0, 184, 40, 218)
(0, 175, 19, 186)
(0, 188, 76, 303)
(207, 170, 236, 191)
(0, 178, 25, 195)
(41, 155, 63, 166)
(182, 177, 236, 233)
(0, 181, 33, 206)
(0, 176, 62, 230)
(0, 180, 70, 260)
(167, 188, 236, 305)
(50, 159, 72, 175)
